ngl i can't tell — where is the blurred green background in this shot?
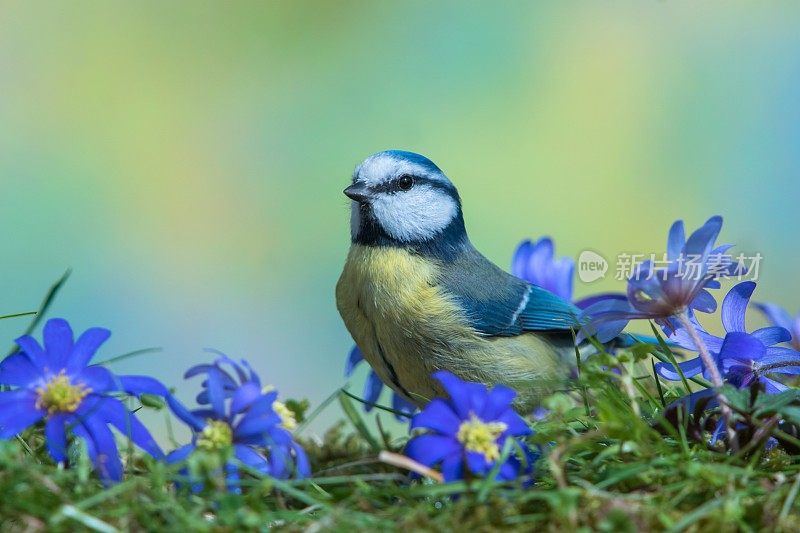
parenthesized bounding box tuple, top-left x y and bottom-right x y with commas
(1, 2, 798, 440)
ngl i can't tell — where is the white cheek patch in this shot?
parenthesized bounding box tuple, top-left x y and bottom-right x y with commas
(371, 186, 458, 242)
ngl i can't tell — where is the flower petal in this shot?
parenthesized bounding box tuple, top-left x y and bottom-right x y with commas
(233, 394, 282, 441)
(166, 443, 196, 464)
(225, 462, 241, 493)
(433, 371, 478, 419)
(45, 414, 69, 463)
(480, 385, 517, 420)
(667, 220, 686, 261)
(683, 216, 722, 260)
(753, 302, 794, 333)
(77, 366, 116, 393)
(759, 347, 800, 375)
(0, 390, 44, 438)
(465, 450, 492, 476)
(230, 382, 262, 414)
(665, 316, 724, 353)
(344, 345, 364, 377)
(183, 364, 238, 392)
(511, 240, 533, 280)
(461, 381, 490, 418)
(496, 409, 532, 437)
(0, 352, 42, 387)
(291, 441, 311, 478)
(404, 434, 460, 467)
(690, 289, 718, 314)
(265, 442, 309, 479)
(751, 326, 792, 347)
(208, 352, 248, 383)
(190, 409, 217, 419)
(721, 282, 756, 333)
(233, 444, 270, 474)
(553, 259, 575, 302)
(410, 399, 461, 434)
(184, 363, 215, 379)
(574, 292, 627, 311)
(440, 453, 464, 482)
(239, 359, 262, 389)
(115, 375, 170, 396)
(666, 388, 718, 414)
(268, 445, 291, 479)
(578, 319, 631, 344)
(94, 396, 163, 459)
(718, 331, 765, 365)
(166, 395, 206, 431)
(44, 319, 75, 369)
(235, 390, 277, 419)
(433, 370, 488, 420)
(67, 326, 111, 372)
(763, 378, 789, 393)
(577, 298, 643, 343)
(80, 416, 123, 483)
(71, 422, 97, 461)
(654, 358, 705, 381)
(363, 371, 384, 408)
(206, 366, 227, 418)
(515, 237, 577, 301)
(195, 390, 210, 405)
(391, 393, 416, 420)
(13, 335, 47, 370)
(496, 458, 520, 482)
(533, 237, 554, 262)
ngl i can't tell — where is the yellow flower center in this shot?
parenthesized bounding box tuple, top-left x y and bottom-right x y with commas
(262, 384, 297, 431)
(272, 400, 297, 431)
(456, 414, 508, 462)
(197, 420, 233, 451)
(35, 371, 91, 414)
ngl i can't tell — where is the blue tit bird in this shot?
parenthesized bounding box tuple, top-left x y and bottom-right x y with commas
(336, 150, 582, 412)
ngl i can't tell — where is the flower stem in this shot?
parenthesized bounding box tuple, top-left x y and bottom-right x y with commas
(676, 311, 738, 450)
(760, 361, 800, 372)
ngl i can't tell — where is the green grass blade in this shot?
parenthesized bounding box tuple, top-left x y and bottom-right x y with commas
(96, 347, 163, 366)
(340, 388, 412, 419)
(52, 505, 119, 533)
(6, 270, 70, 357)
(0, 311, 36, 320)
(338, 388, 382, 453)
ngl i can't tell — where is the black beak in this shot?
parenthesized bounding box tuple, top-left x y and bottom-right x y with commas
(344, 183, 370, 202)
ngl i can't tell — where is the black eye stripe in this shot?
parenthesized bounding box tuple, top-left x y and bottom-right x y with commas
(371, 176, 455, 195)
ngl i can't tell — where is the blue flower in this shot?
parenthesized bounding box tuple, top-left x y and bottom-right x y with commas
(0, 318, 166, 482)
(404, 371, 535, 483)
(656, 282, 800, 393)
(344, 346, 416, 420)
(166, 356, 309, 491)
(754, 302, 800, 351)
(512, 237, 575, 301)
(579, 216, 738, 343)
(511, 236, 618, 310)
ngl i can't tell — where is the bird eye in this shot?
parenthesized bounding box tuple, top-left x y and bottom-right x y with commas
(397, 175, 414, 191)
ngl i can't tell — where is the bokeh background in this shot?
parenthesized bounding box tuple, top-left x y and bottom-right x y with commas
(1, 2, 798, 441)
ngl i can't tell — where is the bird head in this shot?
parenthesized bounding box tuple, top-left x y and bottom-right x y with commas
(345, 150, 466, 248)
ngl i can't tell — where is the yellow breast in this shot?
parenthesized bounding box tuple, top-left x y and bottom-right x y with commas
(336, 244, 568, 410)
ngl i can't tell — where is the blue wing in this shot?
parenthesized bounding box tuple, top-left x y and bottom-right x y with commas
(516, 284, 582, 332)
(438, 247, 581, 337)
